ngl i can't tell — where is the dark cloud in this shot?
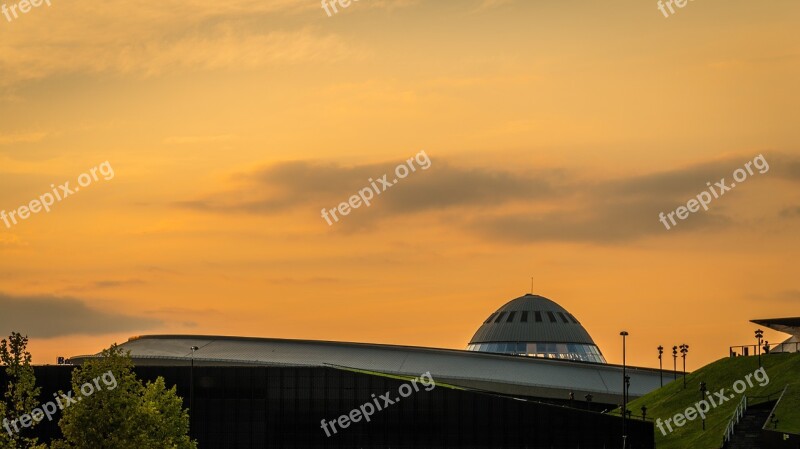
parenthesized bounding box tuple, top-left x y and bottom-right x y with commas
(0, 293, 162, 339)
(470, 197, 732, 243)
(780, 206, 800, 218)
(177, 152, 798, 244)
(603, 158, 749, 199)
(179, 159, 559, 215)
(90, 279, 146, 289)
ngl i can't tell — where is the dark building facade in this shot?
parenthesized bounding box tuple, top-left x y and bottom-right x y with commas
(14, 365, 655, 449)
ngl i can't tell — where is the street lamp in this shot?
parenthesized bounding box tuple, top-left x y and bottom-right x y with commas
(585, 393, 593, 411)
(657, 345, 664, 387)
(625, 375, 631, 408)
(672, 346, 678, 380)
(190, 345, 199, 421)
(620, 331, 629, 446)
(755, 329, 763, 367)
(680, 344, 689, 389)
(699, 381, 708, 430)
(641, 405, 647, 421)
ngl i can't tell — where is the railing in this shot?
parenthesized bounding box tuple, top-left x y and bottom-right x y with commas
(723, 395, 747, 444)
(722, 387, 786, 446)
(762, 386, 789, 431)
(729, 342, 800, 357)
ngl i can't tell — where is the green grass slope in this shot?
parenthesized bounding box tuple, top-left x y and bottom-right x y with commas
(772, 383, 800, 434)
(617, 352, 800, 449)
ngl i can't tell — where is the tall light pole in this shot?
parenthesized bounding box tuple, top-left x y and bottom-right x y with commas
(190, 345, 199, 422)
(657, 345, 664, 387)
(620, 331, 629, 447)
(680, 344, 689, 389)
(755, 329, 763, 368)
(672, 346, 678, 380)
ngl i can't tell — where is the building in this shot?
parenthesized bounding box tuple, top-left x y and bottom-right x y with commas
(467, 294, 607, 363)
(72, 293, 668, 405)
(63, 293, 664, 448)
(751, 317, 800, 353)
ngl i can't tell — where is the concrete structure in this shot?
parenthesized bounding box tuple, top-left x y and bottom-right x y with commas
(751, 317, 800, 353)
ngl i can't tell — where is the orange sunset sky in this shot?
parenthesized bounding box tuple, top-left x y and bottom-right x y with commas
(0, 0, 798, 371)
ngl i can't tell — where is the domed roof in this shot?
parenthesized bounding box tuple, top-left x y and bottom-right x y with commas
(469, 294, 598, 345)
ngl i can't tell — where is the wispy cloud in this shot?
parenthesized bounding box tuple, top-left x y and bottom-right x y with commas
(0, 293, 162, 338)
(0, 132, 47, 145)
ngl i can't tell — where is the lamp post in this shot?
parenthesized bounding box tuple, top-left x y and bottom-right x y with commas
(657, 345, 664, 387)
(672, 346, 678, 380)
(680, 344, 689, 389)
(620, 331, 629, 447)
(625, 375, 631, 410)
(585, 393, 593, 411)
(641, 405, 647, 421)
(755, 329, 763, 367)
(190, 345, 199, 422)
(699, 381, 707, 430)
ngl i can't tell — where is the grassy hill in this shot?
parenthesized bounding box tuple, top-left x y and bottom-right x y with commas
(616, 352, 800, 449)
(772, 383, 800, 434)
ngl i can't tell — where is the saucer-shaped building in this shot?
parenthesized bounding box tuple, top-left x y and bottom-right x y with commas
(467, 294, 606, 363)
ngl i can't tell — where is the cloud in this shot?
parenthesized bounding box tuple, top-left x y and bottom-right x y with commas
(0, 0, 417, 87)
(470, 197, 731, 244)
(179, 152, 798, 244)
(0, 132, 48, 146)
(1, 26, 356, 86)
(178, 158, 560, 216)
(780, 206, 800, 218)
(0, 293, 162, 338)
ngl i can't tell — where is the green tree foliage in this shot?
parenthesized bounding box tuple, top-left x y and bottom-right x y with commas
(50, 344, 196, 449)
(0, 333, 43, 449)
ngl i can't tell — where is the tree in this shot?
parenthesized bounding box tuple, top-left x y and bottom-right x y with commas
(51, 345, 196, 449)
(0, 333, 43, 449)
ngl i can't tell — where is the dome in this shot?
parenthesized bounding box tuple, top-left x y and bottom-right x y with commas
(467, 293, 606, 363)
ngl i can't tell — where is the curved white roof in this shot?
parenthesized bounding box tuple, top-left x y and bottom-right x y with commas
(71, 334, 670, 405)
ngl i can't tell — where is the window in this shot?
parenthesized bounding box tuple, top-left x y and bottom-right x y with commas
(568, 314, 579, 324)
(494, 312, 506, 323)
(506, 311, 516, 322)
(558, 312, 569, 323)
(534, 311, 542, 322)
(521, 311, 528, 322)
(547, 312, 557, 323)
(484, 313, 497, 323)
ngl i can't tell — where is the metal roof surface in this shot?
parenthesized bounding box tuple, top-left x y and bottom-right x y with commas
(70, 334, 669, 404)
(468, 294, 599, 346)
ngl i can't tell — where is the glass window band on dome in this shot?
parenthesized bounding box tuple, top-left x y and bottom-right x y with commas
(466, 342, 606, 363)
